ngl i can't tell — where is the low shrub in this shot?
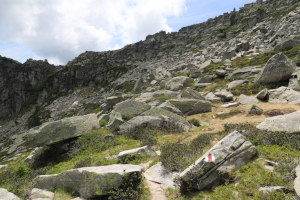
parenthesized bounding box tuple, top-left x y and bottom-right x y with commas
(99, 119, 108, 127)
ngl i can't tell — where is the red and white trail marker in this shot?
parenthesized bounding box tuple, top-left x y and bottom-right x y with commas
(205, 152, 215, 163)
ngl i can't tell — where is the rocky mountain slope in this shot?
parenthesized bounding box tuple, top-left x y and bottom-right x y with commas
(0, 0, 300, 199)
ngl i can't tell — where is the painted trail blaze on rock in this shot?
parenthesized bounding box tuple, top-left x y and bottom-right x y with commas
(205, 153, 215, 163)
(179, 131, 257, 192)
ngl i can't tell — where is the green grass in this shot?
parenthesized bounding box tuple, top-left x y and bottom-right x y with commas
(160, 133, 214, 171)
(231, 45, 300, 69)
(199, 79, 229, 92)
(46, 130, 141, 174)
(121, 82, 135, 93)
(53, 189, 72, 200)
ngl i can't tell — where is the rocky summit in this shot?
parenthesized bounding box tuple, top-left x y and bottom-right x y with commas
(1, 0, 300, 199)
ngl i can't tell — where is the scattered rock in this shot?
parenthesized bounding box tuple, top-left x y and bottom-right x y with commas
(227, 66, 261, 81)
(256, 88, 268, 100)
(118, 146, 156, 162)
(259, 186, 288, 194)
(268, 87, 300, 103)
(164, 76, 194, 91)
(205, 92, 222, 102)
(33, 164, 143, 199)
(106, 112, 124, 131)
(168, 99, 212, 115)
(248, 105, 263, 115)
(274, 36, 300, 51)
(0, 188, 20, 200)
(180, 88, 205, 100)
(179, 131, 257, 192)
(238, 94, 259, 105)
(0, 165, 8, 170)
(118, 116, 189, 135)
(144, 162, 180, 189)
(255, 52, 296, 84)
(26, 114, 100, 147)
(221, 102, 239, 108)
(24, 147, 44, 169)
(215, 69, 226, 78)
(227, 80, 246, 90)
(257, 110, 300, 133)
(158, 102, 183, 116)
(142, 107, 190, 126)
(109, 100, 151, 121)
(198, 76, 214, 83)
(29, 188, 54, 200)
(138, 90, 178, 102)
(195, 83, 212, 89)
(215, 89, 234, 101)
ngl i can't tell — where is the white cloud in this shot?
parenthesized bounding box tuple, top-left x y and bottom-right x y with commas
(0, 0, 186, 64)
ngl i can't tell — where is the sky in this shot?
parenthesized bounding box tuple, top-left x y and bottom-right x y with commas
(0, 0, 252, 65)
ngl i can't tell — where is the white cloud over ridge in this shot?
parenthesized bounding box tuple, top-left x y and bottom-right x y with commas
(0, 0, 186, 64)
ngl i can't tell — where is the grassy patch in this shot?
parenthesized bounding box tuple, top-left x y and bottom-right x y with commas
(231, 45, 300, 69)
(121, 82, 135, 93)
(216, 110, 243, 119)
(200, 79, 229, 92)
(99, 119, 108, 127)
(46, 129, 141, 174)
(160, 133, 214, 171)
(53, 189, 72, 200)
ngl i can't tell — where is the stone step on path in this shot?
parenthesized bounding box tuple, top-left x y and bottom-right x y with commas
(140, 156, 168, 200)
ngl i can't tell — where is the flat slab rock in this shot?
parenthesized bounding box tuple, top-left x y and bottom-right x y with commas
(257, 110, 300, 133)
(33, 164, 143, 199)
(0, 188, 20, 200)
(268, 87, 300, 104)
(29, 188, 54, 200)
(238, 94, 259, 105)
(117, 146, 156, 162)
(26, 114, 100, 147)
(144, 162, 180, 189)
(179, 131, 257, 191)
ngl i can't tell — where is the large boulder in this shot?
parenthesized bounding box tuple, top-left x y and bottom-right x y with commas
(256, 88, 268, 100)
(33, 164, 143, 199)
(274, 36, 300, 51)
(255, 52, 296, 84)
(164, 76, 194, 91)
(268, 87, 300, 104)
(205, 92, 222, 102)
(179, 131, 257, 192)
(215, 89, 234, 101)
(118, 116, 190, 135)
(106, 112, 124, 131)
(108, 100, 151, 121)
(227, 80, 246, 90)
(158, 101, 183, 116)
(295, 165, 300, 197)
(179, 88, 205, 100)
(257, 110, 300, 133)
(142, 107, 190, 126)
(227, 66, 261, 81)
(168, 99, 212, 116)
(238, 94, 259, 105)
(26, 114, 100, 147)
(138, 90, 178, 102)
(0, 188, 20, 200)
